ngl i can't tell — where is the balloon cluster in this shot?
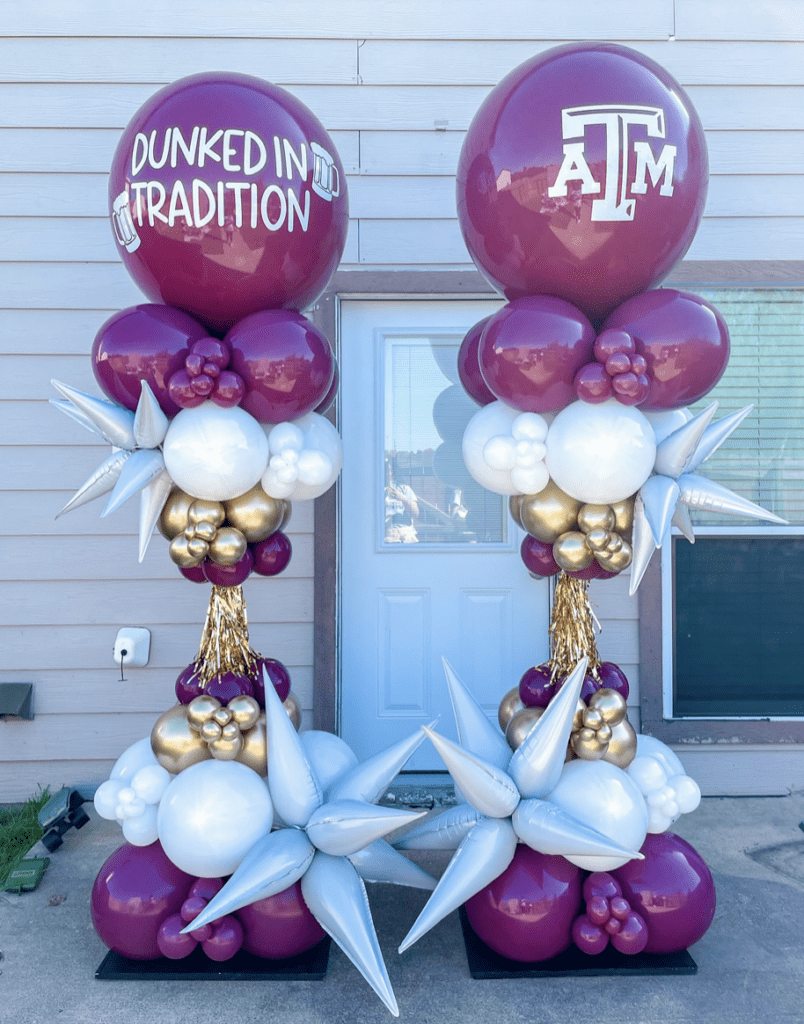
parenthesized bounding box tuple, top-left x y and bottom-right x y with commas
(571, 872, 648, 955)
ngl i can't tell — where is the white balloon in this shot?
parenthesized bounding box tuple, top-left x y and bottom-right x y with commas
(122, 804, 159, 846)
(131, 764, 172, 805)
(157, 760, 274, 877)
(483, 435, 517, 471)
(110, 736, 159, 781)
(643, 407, 693, 445)
(548, 760, 648, 871)
(94, 779, 124, 820)
(163, 402, 269, 501)
(301, 730, 359, 793)
(635, 734, 686, 778)
(262, 413, 343, 501)
(545, 399, 656, 504)
(670, 773, 702, 814)
(463, 401, 549, 496)
(627, 755, 668, 795)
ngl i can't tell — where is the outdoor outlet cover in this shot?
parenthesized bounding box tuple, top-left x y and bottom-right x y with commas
(113, 627, 151, 668)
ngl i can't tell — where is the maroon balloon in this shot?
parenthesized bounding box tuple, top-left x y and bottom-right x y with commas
(478, 296, 595, 413)
(457, 316, 497, 406)
(314, 357, 339, 414)
(92, 304, 210, 415)
(91, 841, 195, 960)
(613, 832, 716, 953)
(205, 671, 255, 703)
(457, 43, 708, 321)
(520, 535, 561, 577)
(252, 532, 292, 576)
(519, 664, 555, 708)
(252, 656, 292, 706)
(237, 881, 326, 959)
(157, 913, 199, 959)
(108, 72, 348, 334)
(175, 662, 203, 704)
(603, 289, 730, 410)
(179, 564, 208, 584)
(597, 661, 630, 700)
(566, 561, 605, 581)
(464, 845, 582, 962)
(226, 310, 334, 424)
(202, 915, 244, 962)
(202, 549, 253, 587)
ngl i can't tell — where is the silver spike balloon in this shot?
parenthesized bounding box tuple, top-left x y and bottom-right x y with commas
(686, 404, 754, 474)
(628, 495, 661, 596)
(101, 448, 166, 518)
(51, 380, 137, 450)
(672, 502, 696, 543)
(138, 469, 174, 562)
(512, 798, 643, 860)
(442, 657, 512, 769)
(328, 724, 432, 804)
(678, 473, 787, 523)
(421, 727, 519, 819)
(639, 475, 680, 548)
(653, 402, 717, 479)
(56, 449, 131, 518)
(393, 803, 483, 851)
(49, 398, 107, 438)
(305, 799, 424, 858)
(263, 665, 323, 826)
(133, 380, 169, 449)
(348, 840, 437, 890)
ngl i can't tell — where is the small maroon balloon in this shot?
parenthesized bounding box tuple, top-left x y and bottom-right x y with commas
(252, 532, 292, 576)
(478, 296, 595, 413)
(574, 362, 613, 404)
(554, 671, 600, 702)
(252, 656, 292, 706)
(314, 357, 339, 414)
(613, 832, 716, 953)
(572, 914, 609, 955)
(611, 911, 649, 955)
(91, 841, 195, 960)
(179, 564, 208, 583)
(189, 877, 224, 902)
(597, 661, 630, 700)
(520, 535, 561, 577)
(157, 913, 199, 960)
(237, 881, 327, 959)
(202, 915, 244, 962)
(566, 561, 605, 581)
(465, 845, 582, 962)
(519, 664, 555, 708)
(457, 316, 497, 406)
(180, 894, 208, 923)
(108, 72, 348, 334)
(205, 672, 255, 704)
(202, 549, 254, 587)
(603, 289, 730, 410)
(175, 662, 204, 704)
(92, 304, 210, 416)
(226, 310, 334, 424)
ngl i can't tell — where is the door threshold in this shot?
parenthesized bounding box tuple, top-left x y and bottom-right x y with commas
(382, 772, 457, 808)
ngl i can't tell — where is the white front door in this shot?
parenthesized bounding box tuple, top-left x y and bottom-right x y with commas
(339, 299, 550, 771)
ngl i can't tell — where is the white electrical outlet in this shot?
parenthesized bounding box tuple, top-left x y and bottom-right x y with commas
(113, 628, 151, 668)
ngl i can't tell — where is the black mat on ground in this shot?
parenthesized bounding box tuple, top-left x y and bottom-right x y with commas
(459, 907, 697, 978)
(95, 937, 331, 981)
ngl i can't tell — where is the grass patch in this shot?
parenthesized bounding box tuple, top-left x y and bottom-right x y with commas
(0, 790, 50, 890)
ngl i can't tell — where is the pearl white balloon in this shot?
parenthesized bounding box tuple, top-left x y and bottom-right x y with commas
(301, 730, 359, 793)
(94, 779, 125, 820)
(262, 412, 343, 501)
(122, 804, 159, 847)
(131, 764, 172, 805)
(110, 736, 159, 781)
(635, 734, 686, 778)
(627, 755, 668, 795)
(463, 401, 549, 496)
(548, 759, 648, 871)
(163, 402, 269, 501)
(669, 773, 702, 815)
(545, 399, 656, 504)
(157, 760, 274, 877)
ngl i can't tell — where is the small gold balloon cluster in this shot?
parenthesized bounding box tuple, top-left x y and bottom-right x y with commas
(159, 485, 291, 569)
(187, 693, 261, 759)
(570, 688, 637, 769)
(511, 479, 634, 575)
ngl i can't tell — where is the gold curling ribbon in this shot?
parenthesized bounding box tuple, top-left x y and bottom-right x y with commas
(194, 585, 260, 686)
(546, 572, 601, 682)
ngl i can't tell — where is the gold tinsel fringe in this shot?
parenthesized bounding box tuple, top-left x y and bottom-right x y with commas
(195, 585, 260, 684)
(547, 572, 601, 681)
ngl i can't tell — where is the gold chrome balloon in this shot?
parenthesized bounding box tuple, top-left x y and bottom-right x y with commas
(498, 686, 525, 732)
(192, 520, 218, 543)
(519, 480, 581, 544)
(284, 691, 302, 731)
(186, 694, 221, 730)
(158, 489, 194, 540)
(188, 499, 226, 527)
(505, 707, 544, 750)
(508, 494, 525, 529)
(186, 536, 210, 561)
(169, 533, 204, 568)
(224, 486, 286, 543)
(585, 529, 611, 552)
(277, 500, 292, 532)
(227, 695, 261, 731)
(209, 721, 244, 760)
(587, 688, 628, 725)
(611, 496, 635, 541)
(571, 726, 609, 760)
(553, 532, 594, 571)
(237, 714, 268, 776)
(201, 719, 223, 742)
(602, 717, 638, 769)
(596, 539, 633, 572)
(151, 704, 211, 773)
(208, 527, 248, 566)
(577, 504, 616, 535)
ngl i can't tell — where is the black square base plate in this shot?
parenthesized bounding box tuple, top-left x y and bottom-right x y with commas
(459, 907, 697, 978)
(96, 936, 331, 981)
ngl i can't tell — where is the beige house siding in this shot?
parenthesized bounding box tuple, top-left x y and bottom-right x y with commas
(1, 0, 802, 799)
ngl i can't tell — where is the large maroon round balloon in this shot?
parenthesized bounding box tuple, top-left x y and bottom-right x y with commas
(108, 72, 349, 334)
(464, 845, 582, 962)
(457, 43, 708, 321)
(613, 832, 716, 953)
(457, 316, 497, 406)
(237, 881, 326, 958)
(92, 304, 211, 415)
(226, 310, 334, 424)
(602, 289, 730, 410)
(252, 656, 292, 706)
(478, 296, 595, 412)
(91, 841, 195, 960)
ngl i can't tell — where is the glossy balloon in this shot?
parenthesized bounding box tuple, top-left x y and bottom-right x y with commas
(252, 656, 291, 706)
(252, 531, 292, 576)
(520, 535, 561, 577)
(465, 845, 582, 962)
(237, 881, 327, 959)
(519, 479, 581, 543)
(458, 316, 498, 406)
(202, 548, 254, 587)
(226, 310, 334, 424)
(314, 358, 339, 415)
(223, 485, 285, 543)
(108, 72, 348, 333)
(457, 43, 708, 321)
(262, 412, 343, 501)
(91, 841, 194, 959)
(462, 401, 547, 496)
(613, 832, 716, 953)
(92, 305, 210, 416)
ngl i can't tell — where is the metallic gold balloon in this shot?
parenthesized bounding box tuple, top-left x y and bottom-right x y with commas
(571, 727, 608, 760)
(505, 707, 544, 750)
(572, 698, 587, 731)
(188, 499, 226, 527)
(151, 704, 211, 773)
(284, 691, 302, 731)
(577, 504, 616, 535)
(201, 719, 222, 742)
(208, 527, 248, 566)
(186, 536, 210, 560)
(611, 496, 635, 541)
(169, 533, 204, 568)
(585, 529, 611, 552)
(192, 520, 218, 543)
(277, 500, 292, 532)
(587, 688, 627, 726)
(596, 539, 633, 572)
(209, 722, 244, 761)
(186, 694, 221, 730)
(158, 489, 194, 540)
(602, 717, 638, 769)
(519, 480, 581, 544)
(237, 714, 268, 776)
(498, 687, 525, 732)
(228, 695, 261, 731)
(508, 494, 525, 529)
(224, 486, 285, 543)
(553, 532, 594, 571)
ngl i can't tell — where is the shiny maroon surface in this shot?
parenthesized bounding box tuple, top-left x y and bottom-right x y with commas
(519, 664, 555, 708)
(465, 845, 582, 962)
(597, 661, 630, 701)
(457, 43, 708, 321)
(175, 662, 203, 704)
(252, 532, 293, 576)
(252, 656, 292, 706)
(202, 549, 254, 587)
(237, 881, 326, 959)
(457, 316, 497, 406)
(226, 310, 334, 424)
(478, 296, 595, 413)
(520, 535, 561, 577)
(603, 289, 730, 410)
(109, 73, 348, 334)
(92, 304, 210, 415)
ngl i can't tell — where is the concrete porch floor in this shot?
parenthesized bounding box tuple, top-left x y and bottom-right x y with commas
(1, 793, 803, 1024)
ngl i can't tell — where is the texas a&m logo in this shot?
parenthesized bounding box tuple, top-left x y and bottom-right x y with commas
(547, 104, 677, 222)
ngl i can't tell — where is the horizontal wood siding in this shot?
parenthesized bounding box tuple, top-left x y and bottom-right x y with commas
(1, 2, 801, 798)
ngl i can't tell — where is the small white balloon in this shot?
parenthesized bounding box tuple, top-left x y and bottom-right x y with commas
(635, 734, 687, 779)
(483, 435, 517, 471)
(512, 413, 549, 443)
(297, 449, 333, 486)
(268, 422, 305, 454)
(122, 805, 159, 847)
(545, 399, 656, 505)
(163, 402, 269, 501)
(131, 764, 172, 805)
(627, 755, 668, 795)
(94, 779, 124, 820)
(262, 413, 342, 501)
(110, 736, 159, 781)
(117, 794, 146, 819)
(463, 401, 549, 496)
(670, 773, 701, 814)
